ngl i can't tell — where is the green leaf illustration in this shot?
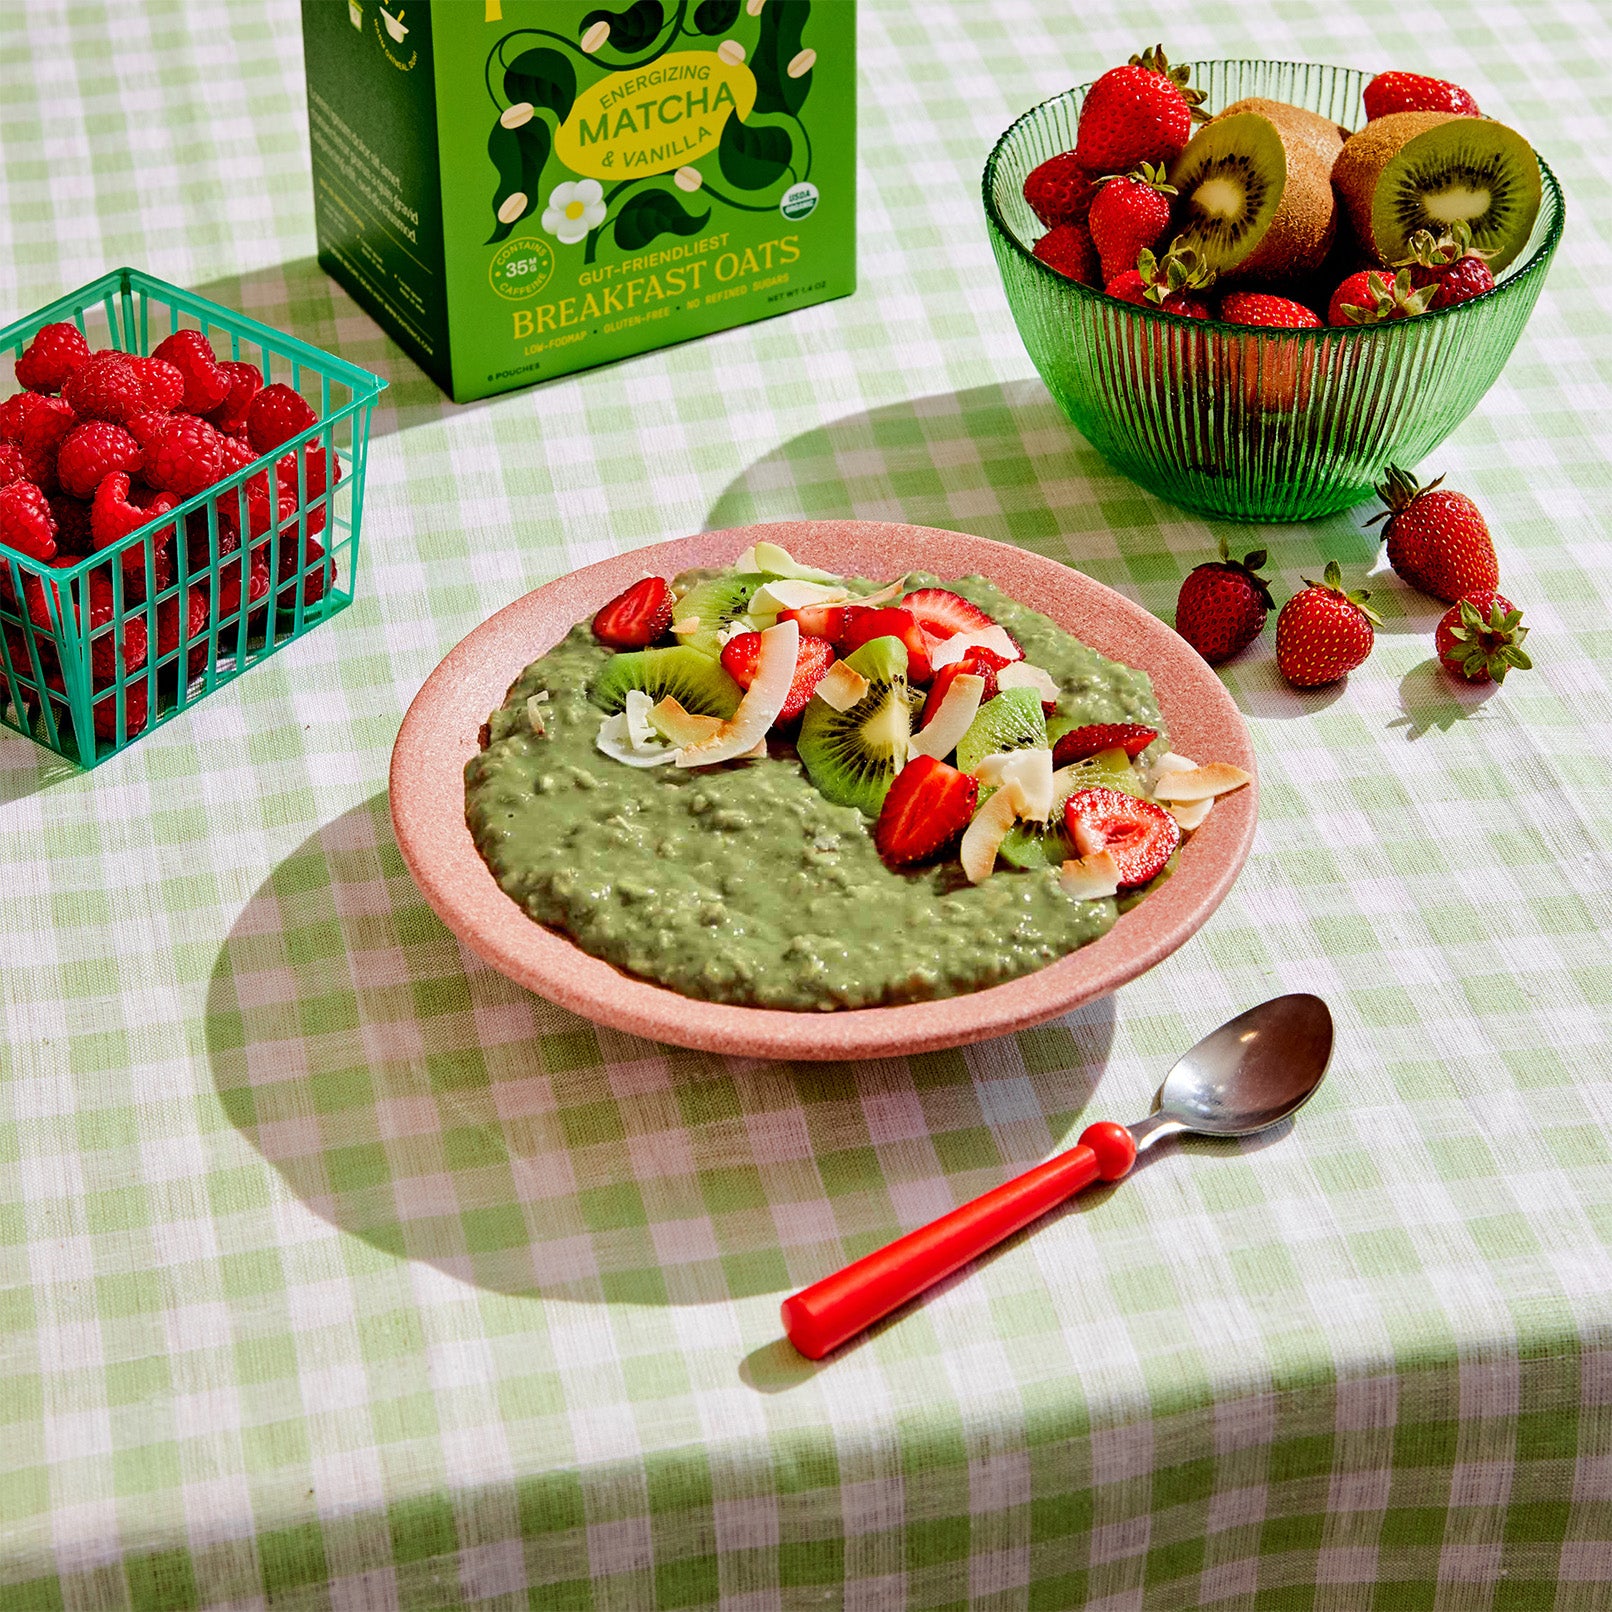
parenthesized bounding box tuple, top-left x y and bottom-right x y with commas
(613, 188, 711, 252)
(486, 118, 551, 245)
(692, 0, 740, 32)
(718, 114, 792, 190)
(504, 47, 576, 123)
(752, 0, 811, 116)
(580, 0, 665, 54)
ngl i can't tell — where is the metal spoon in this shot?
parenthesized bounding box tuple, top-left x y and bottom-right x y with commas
(782, 994, 1333, 1359)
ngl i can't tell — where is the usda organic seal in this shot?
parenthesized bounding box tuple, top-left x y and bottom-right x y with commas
(780, 182, 819, 221)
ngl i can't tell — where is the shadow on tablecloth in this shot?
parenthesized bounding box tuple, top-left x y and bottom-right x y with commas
(203, 790, 1118, 1309)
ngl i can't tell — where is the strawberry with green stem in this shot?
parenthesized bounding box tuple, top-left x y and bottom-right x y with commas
(1366, 465, 1498, 604)
(1436, 592, 1531, 684)
(1175, 539, 1275, 663)
(1075, 46, 1210, 174)
(1107, 240, 1217, 318)
(1327, 267, 1437, 327)
(1392, 222, 1497, 310)
(1275, 562, 1381, 687)
(1089, 162, 1177, 285)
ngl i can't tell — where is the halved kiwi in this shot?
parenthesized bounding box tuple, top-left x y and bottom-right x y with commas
(1168, 112, 1336, 280)
(590, 646, 741, 718)
(672, 571, 767, 658)
(1215, 97, 1347, 168)
(797, 635, 911, 815)
(997, 749, 1146, 870)
(1332, 112, 1540, 272)
(954, 686, 1047, 776)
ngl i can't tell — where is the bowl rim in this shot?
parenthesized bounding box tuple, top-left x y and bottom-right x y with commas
(981, 58, 1566, 339)
(388, 519, 1259, 1061)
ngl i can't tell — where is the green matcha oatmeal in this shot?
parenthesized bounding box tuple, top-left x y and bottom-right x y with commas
(465, 547, 1248, 1011)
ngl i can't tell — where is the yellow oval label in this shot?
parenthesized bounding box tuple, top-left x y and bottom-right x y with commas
(555, 51, 756, 180)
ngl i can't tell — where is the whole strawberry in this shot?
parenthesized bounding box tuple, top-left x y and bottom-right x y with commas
(1219, 291, 1322, 328)
(1106, 241, 1216, 318)
(1435, 591, 1530, 684)
(1033, 222, 1099, 285)
(1363, 71, 1480, 120)
(1275, 562, 1380, 687)
(1175, 540, 1275, 663)
(1075, 45, 1209, 173)
(1366, 465, 1498, 604)
(1023, 151, 1099, 229)
(1089, 163, 1177, 285)
(15, 322, 91, 395)
(1327, 268, 1436, 327)
(1393, 222, 1496, 310)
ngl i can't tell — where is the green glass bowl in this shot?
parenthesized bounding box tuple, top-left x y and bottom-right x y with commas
(982, 60, 1565, 523)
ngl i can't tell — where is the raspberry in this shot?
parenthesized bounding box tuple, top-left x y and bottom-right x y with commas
(247, 384, 317, 453)
(156, 584, 210, 679)
(276, 443, 341, 536)
(30, 570, 150, 685)
(61, 352, 146, 425)
(48, 495, 93, 556)
(218, 434, 257, 475)
(144, 415, 223, 500)
(57, 422, 143, 500)
(66, 674, 150, 744)
(0, 480, 58, 559)
(279, 538, 334, 611)
(16, 397, 76, 493)
(206, 361, 264, 435)
(127, 356, 186, 413)
(151, 330, 230, 415)
(218, 551, 271, 648)
(0, 444, 26, 487)
(91, 471, 153, 551)
(125, 411, 172, 454)
(15, 323, 91, 395)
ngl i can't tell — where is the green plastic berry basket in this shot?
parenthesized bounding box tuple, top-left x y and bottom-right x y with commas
(982, 60, 1565, 523)
(0, 266, 386, 767)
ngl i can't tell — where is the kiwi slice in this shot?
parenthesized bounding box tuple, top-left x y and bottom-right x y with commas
(797, 636, 911, 815)
(954, 686, 1048, 777)
(1215, 97, 1347, 169)
(590, 646, 741, 719)
(1169, 112, 1336, 280)
(1332, 112, 1540, 272)
(672, 571, 767, 658)
(998, 749, 1145, 870)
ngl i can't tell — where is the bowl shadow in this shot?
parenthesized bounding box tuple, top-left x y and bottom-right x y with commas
(205, 792, 1118, 1307)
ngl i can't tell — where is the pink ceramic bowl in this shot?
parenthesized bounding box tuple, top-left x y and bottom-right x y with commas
(389, 520, 1257, 1059)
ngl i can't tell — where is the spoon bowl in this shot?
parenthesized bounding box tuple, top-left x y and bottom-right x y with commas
(1133, 993, 1333, 1151)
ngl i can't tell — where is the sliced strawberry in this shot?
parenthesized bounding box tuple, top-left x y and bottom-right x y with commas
(722, 629, 837, 724)
(1052, 723, 1159, 766)
(839, 606, 933, 683)
(903, 587, 996, 640)
(873, 754, 979, 869)
(919, 647, 1009, 728)
(1063, 786, 1180, 887)
(593, 576, 673, 649)
(778, 602, 851, 645)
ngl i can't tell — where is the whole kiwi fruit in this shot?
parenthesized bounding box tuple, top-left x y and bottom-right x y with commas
(1169, 111, 1338, 281)
(1332, 111, 1542, 271)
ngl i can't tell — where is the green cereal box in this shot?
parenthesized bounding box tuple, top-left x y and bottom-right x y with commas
(301, 0, 856, 402)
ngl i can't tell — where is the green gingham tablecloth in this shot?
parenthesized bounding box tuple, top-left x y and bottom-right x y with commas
(3, 2, 1612, 1607)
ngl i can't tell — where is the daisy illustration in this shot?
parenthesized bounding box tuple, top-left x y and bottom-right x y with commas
(542, 179, 606, 245)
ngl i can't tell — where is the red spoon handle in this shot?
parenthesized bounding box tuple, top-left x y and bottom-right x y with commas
(781, 1122, 1137, 1360)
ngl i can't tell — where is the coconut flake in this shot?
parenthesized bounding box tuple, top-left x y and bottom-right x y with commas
(675, 618, 799, 767)
(853, 577, 909, 608)
(624, 689, 656, 749)
(670, 616, 702, 635)
(649, 696, 724, 748)
(997, 661, 1058, 703)
(526, 691, 550, 735)
(908, 673, 984, 761)
(596, 712, 677, 767)
(1168, 796, 1214, 830)
(930, 625, 1022, 670)
(750, 541, 843, 583)
(750, 578, 850, 619)
(1060, 850, 1121, 899)
(813, 660, 869, 713)
(959, 787, 1020, 884)
(972, 748, 1053, 819)
(1149, 761, 1252, 802)
(734, 546, 759, 574)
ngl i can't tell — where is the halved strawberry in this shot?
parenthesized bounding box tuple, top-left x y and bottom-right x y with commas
(778, 602, 851, 645)
(873, 754, 979, 869)
(903, 587, 996, 640)
(839, 606, 933, 682)
(1052, 722, 1159, 767)
(1063, 786, 1180, 887)
(593, 576, 673, 649)
(721, 630, 837, 724)
(919, 646, 1011, 728)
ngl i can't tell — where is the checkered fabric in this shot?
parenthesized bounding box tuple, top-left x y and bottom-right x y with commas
(3, 1, 1612, 1608)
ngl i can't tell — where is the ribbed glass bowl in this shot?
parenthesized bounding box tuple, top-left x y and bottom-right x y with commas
(983, 60, 1564, 523)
